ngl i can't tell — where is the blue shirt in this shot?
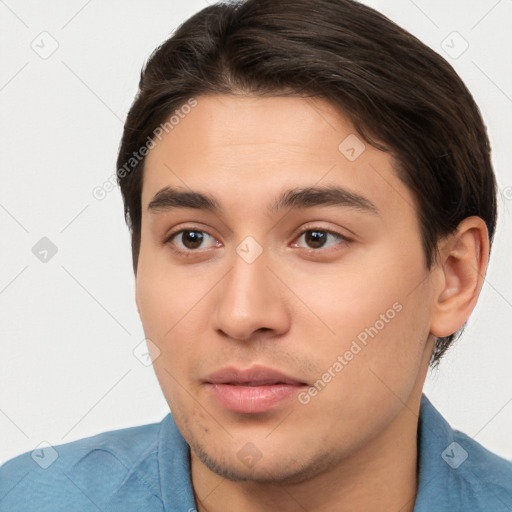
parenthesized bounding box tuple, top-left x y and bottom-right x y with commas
(1, 394, 511, 511)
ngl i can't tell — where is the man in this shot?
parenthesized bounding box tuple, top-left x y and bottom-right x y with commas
(1, 0, 511, 510)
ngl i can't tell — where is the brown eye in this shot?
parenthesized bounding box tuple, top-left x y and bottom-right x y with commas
(177, 230, 205, 249)
(167, 229, 219, 252)
(304, 230, 328, 249)
(294, 229, 348, 250)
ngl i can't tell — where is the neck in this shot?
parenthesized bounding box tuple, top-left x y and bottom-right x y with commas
(191, 391, 422, 512)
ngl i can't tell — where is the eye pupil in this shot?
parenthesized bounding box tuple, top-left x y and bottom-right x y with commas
(305, 230, 327, 248)
(182, 230, 203, 249)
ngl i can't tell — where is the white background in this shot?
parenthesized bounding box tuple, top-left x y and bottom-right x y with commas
(1, 0, 511, 465)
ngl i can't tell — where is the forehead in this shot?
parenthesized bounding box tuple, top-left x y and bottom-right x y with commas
(141, 94, 416, 220)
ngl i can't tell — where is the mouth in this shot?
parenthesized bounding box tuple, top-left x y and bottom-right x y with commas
(204, 365, 308, 414)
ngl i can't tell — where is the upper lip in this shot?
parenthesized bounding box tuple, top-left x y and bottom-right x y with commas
(204, 365, 307, 386)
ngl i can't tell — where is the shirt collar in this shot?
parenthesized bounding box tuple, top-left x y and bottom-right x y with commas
(413, 393, 457, 511)
(158, 413, 196, 511)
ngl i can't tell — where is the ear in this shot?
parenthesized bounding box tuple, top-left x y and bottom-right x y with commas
(430, 216, 489, 338)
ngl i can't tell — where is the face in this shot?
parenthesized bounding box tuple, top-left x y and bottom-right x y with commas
(136, 94, 436, 483)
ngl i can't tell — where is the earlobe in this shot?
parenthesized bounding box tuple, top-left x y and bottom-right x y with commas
(430, 216, 489, 338)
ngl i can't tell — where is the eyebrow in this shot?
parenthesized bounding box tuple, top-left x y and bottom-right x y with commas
(147, 185, 379, 215)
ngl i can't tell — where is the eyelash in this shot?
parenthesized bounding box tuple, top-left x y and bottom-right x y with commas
(163, 226, 351, 257)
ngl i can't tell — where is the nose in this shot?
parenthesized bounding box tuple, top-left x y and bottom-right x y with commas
(213, 245, 291, 342)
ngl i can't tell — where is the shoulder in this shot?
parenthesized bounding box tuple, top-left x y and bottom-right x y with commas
(416, 394, 512, 511)
(451, 427, 512, 509)
(0, 418, 165, 512)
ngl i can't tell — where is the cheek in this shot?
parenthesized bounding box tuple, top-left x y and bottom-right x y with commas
(136, 273, 200, 411)
(135, 246, 215, 341)
(135, 274, 196, 406)
(293, 280, 431, 447)
(304, 245, 431, 392)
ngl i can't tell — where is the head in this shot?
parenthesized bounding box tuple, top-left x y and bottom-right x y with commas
(116, 0, 495, 484)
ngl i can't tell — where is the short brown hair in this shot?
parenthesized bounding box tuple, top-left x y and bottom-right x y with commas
(116, 0, 497, 366)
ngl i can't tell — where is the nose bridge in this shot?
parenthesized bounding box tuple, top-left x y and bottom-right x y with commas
(213, 237, 290, 340)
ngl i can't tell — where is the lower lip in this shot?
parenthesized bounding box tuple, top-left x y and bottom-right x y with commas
(206, 383, 305, 413)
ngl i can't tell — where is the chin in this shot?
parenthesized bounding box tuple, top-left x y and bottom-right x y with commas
(191, 438, 339, 485)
